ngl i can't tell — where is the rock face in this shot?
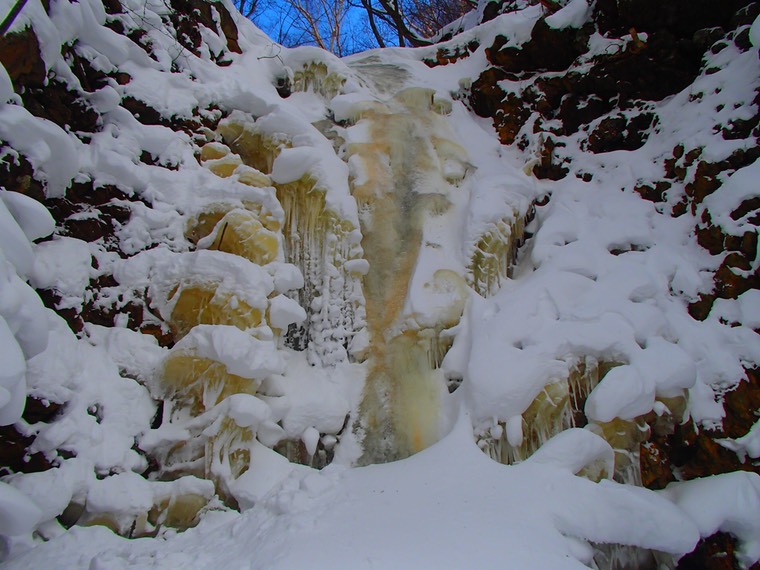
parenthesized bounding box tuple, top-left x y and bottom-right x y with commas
(0, 0, 290, 531)
(0, 0, 370, 534)
(445, 0, 760, 566)
(468, 0, 758, 159)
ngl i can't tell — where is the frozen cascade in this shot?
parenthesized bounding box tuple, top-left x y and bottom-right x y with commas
(217, 112, 366, 366)
(347, 85, 470, 464)
(3, 0, 759, 565)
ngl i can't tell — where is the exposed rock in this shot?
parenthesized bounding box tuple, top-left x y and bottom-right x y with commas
(587, 112, 656, 153)
(424, 40, 479, 67)
(37, 287, 85, 334)
(532, 136, 569, 180)
(594, 0, 752, 39)
(167, 0, 241, 56)
(634, 181, 671, 203)
(0, 151, 46, 201)
(469, 67, 508, 118)
(63, 44, 111, 93)
(121, 96, 170, 126)
(486, 18, 591, 73)
(0, 28, 46, 91)
(677, 532, 745, 570)
(21, 79, 101, 134)
(0, 398, 62, 476)
(471, 0, 719, 150)
(45, 181, 133, 245)
(722, 368, 760, 440)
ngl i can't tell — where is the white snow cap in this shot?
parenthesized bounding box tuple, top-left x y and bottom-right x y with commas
(172, 325, 285, 379)
(0, 482, 43, 537)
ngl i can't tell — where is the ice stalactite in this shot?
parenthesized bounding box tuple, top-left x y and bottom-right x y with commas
(467, 204, 535, 297)
(475, 355, 690, 568)
(348, 87, 470, 464)
(475, 357, 683, 486)
(217, 113, 365, 367)
(217, 119, 289, 175)
(477, 357, 604, 470)
(140, 253, 292, 507)
(275, 175, 364, 365)
(292, 62, 346, 100)
(121, 131, 306, 511)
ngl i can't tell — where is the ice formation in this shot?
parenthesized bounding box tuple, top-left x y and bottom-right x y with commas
(0, 0, 759, 567)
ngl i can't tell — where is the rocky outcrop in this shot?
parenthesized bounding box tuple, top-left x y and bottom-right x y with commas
(439, 1, 760, 566)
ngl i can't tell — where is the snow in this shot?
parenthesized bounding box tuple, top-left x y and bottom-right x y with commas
(0, 63, 14, 104)
(115, 249, 274, 320)
(703, 160, 760, 240)
(29, 237, 93, 310)
(267, 294, 307, 330)
(0, 182, 55, 429)
(171, 325, 284, 379)
(718, 419, 760, 462)
(1, 413, 702, 569)
(0, 315, 27, 426)
(525, 427, 614, 476)
(0, 198, 35, 277)
(751, 14, 760, 48)
(0, 0, 758, 566)
(545, 0, 591, 30)
(0, 483, 42, 537)
(268, 262, 305, 292)
(0, 105, 81, 198)
(661, 472, 760, 567)
(0, 191, 55, 242)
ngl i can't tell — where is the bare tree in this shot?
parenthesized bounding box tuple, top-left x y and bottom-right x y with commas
(251, 0, 353, 55)
(352, 0, 472, 47)
(233, 0, 260, 19)
(287, 0, 351, 54)
(405, 0, 473, 37)
(234, 0, 471, 54)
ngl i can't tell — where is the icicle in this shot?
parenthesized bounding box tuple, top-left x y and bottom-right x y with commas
(212, 114, 365, 366)
(466, 204, 535, 297)
(292, 62, 346, 99)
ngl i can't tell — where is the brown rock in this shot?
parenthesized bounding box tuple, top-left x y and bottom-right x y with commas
(21, 79, 100, 133)
(587, 112, 656, 153)
(0, 151, 46, 201)
(494, 93, 531, 145)
(731, 197, 760, 222)
(635, 181, 671, 203)
(688, 293, 716, 321)
(486, 19, 590, 74)
(470, 68, 508, 118)
(640, 440, 672, 489)
(714, 254, 758, 299)
(0, 28, 46, 91)
(671, 420, 757, 481)
(167, 0, 241, 57)
(696, 217, 726, 255)
(533, 136, 569, 180)
(686, 160, 724, 205)
(63, 45, 110, 93)
(677, 532, 744, 570)
(0, 398, 61, 476)
(722, 368, 760, 439)
(37, 288, 84, 334)
(121, 95, 168, 126)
